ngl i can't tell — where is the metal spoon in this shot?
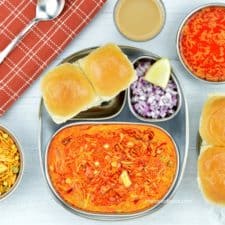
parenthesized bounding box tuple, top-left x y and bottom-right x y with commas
(0, 0, 65, 64)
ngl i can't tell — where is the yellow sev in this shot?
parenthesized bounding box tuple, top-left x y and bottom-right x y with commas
(0, 130, 20, 196)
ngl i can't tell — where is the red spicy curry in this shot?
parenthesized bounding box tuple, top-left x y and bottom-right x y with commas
(179, 6, 225, 82)
(47, 124, 177, 213)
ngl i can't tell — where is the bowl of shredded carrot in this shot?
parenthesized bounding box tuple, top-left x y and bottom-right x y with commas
(177, 3, 225, 83)
(46, 123, 179, 216)
(0, 125, 23, 201)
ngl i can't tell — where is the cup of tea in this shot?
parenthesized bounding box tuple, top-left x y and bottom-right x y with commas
(114, 0, 166, 41)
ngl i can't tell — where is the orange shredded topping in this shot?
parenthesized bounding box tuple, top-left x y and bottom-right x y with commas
(179, 6, 225, 82)
(48, 124, 177, 213)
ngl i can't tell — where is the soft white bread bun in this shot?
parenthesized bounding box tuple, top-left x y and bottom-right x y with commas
(199, 95, 225, 146)
(198, 145, 225, 206)
(41, 63, 98, 124)
(78, 43, 137, 101)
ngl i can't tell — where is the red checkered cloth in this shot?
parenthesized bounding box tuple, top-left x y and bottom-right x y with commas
(0, 0, 106, 116)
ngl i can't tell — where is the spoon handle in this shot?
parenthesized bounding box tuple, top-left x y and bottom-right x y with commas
(0, 18, 38, 64)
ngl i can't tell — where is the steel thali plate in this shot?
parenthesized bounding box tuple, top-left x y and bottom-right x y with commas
(38, 46, 189, 220)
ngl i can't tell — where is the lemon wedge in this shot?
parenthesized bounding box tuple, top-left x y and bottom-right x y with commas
(144, 58, 171, 88)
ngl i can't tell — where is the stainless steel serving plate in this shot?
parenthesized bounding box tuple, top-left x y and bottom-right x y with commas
(38, 46, 189, 220)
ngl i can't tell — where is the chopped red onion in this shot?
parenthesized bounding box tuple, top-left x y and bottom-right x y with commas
(130, 59, 179, 119)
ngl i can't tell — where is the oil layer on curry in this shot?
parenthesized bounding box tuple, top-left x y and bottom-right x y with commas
(47, 124, 178, 213)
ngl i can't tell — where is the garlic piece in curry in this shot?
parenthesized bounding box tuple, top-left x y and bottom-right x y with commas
(0, 163, 7, 173)
(120, 170, 132, 188)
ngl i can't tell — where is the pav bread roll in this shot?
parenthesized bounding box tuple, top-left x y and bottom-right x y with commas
(199, 95, 225, 146)
(198, 145, 225, 205)
(41, 63, 98, 124)
(41, 44, 136, 123)
(78, 43, 136, 101)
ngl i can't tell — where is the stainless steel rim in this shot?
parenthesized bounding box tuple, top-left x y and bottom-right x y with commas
(196, 132, 202, 155)
(0, 125, 24, 202)
(44, 122, 180, 220)
(113, 0, 166, 42)
(176, 3, 225, 84)
(128, 55, 182, 122)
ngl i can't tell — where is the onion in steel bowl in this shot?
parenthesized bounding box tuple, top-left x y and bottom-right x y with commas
(130, 58, 179, 120)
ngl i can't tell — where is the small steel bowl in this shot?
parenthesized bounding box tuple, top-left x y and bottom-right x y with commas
(0, 125, 24, 201)
(176, 3, 225, 84)
(128, 56, 182, 123)
(113, 0, 166, 42)
(44, 122, 180, 220)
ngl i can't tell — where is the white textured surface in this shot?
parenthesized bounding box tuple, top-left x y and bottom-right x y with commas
(1, 0, 225, 224)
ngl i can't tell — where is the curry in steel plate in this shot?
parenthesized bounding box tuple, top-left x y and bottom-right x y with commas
(47, 124, 178, 213)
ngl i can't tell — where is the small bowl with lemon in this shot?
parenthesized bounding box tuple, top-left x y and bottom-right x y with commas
(129, 56, 182, 122)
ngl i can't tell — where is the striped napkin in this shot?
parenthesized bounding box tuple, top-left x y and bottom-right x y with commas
(0, 0, 106, 116)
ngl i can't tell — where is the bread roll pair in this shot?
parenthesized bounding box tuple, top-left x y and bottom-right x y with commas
(41, 44, 136, 123)
(198, 94, 225, 206)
